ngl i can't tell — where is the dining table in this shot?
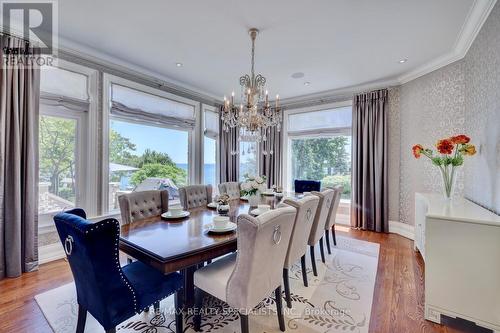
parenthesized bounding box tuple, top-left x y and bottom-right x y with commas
(119, 192, 301, 307)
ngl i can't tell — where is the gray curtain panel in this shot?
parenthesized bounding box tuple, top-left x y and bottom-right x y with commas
(351, 89, 389, 232)
(219, 106, 240, 183)
(259, 125, 283, 188)
(0, 35, 40, 278)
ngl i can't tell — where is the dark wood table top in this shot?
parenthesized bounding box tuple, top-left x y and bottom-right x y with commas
(119, 193, 300, 273)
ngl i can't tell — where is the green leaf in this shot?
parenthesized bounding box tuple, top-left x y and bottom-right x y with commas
(431, 157, 443, 166)
(452, 155, 464, 166)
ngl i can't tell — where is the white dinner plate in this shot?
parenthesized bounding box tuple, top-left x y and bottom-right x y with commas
(161, 211, 190, 219)
(207, 202, 218, 208)
(250, 208, 270, 216)
(206, 222, 237, 233)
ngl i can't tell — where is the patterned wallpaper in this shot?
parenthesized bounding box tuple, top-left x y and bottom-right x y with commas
(463, 1, 500, 214)
(392, 1, 500, 224)
(395, 61, 466, 225)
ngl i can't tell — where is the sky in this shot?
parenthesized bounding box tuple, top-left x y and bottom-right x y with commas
(111, 120, 216, 164)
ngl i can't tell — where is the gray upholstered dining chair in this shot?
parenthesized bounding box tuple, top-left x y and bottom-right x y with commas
(324, 185, 343, 253)
(178, 184, 213, 210)
(118, 190, 169, 225)
(218, 181, 240, 200)
(193, 206, 297, 333)
(118, 190, 169, 264)
(278, 195, 320, 308)
(308, 189, 335, 276)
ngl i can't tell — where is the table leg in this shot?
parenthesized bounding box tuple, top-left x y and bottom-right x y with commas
(182, 265, 197, 309)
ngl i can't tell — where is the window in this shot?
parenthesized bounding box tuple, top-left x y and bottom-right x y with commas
(108, 119, 189, 210)
(39, 115, 78, 213)
(38, 63, 96, 228)
(203, 105, 219, 189)
(239, 141, 258, 180)
(285, 104, 352, 199)
(104, 76, 198, 212)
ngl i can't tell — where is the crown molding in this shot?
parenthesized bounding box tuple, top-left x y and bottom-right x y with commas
(280, 77, 399, 110)
(56, 36, 222, 105)
(398, 0, 497, 84)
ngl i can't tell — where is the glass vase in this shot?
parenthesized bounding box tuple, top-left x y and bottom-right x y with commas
(439, 165, 456, 200)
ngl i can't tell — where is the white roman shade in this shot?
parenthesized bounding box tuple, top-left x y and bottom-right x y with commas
(40, 66, 90, 112)
(288, 106, 352, 136)
(204, 109, 219, 139)
(110, 84, 196, 129)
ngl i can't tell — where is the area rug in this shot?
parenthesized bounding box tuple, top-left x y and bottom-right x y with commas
(35, 236, 379, 333)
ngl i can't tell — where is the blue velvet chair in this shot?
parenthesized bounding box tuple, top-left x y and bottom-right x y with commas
(294, 180, 321, 193)
(54, 208, 184, 333)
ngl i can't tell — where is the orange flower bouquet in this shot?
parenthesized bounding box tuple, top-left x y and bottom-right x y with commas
(412, 135, 476, 199)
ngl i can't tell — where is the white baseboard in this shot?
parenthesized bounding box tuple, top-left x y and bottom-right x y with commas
(389, 220, 415, 240)
(39, 242, 65, 265)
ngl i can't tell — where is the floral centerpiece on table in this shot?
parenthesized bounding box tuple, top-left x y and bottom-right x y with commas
(240, 174, 267, 206)
(412, 135, 476, 199)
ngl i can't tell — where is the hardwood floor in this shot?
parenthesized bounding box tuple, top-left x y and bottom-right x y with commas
(0, 228, 474, 333)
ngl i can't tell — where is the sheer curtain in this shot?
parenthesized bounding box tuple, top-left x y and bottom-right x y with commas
(219, 107, 239, 182)
(0, 35, 40, 278)
(351, 89, 389, 232)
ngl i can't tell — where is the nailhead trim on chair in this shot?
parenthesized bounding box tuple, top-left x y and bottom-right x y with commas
(83, 219, 139, 313)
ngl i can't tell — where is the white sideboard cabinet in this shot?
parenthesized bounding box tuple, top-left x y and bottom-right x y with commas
(414, 192, 500, 332)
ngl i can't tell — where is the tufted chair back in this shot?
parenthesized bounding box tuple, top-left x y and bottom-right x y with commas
(218, 182, 241, 200)
(325, 185, 343, 230)
(279, 196, 320, 269)
(118, 190, 169, 225)
(308, 189, 335, 245)
(294, 180, 321, 193)
(53, 209, 136, 329)
(226, 206, 297, 310)
(179, 184, 213, 210)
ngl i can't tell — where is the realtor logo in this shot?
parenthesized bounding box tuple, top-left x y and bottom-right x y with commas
(1, 0, 57, 62)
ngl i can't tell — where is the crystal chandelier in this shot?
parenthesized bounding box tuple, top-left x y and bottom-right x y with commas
(222, 28, 282, 143)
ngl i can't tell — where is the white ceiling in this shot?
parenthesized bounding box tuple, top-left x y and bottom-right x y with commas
(57, 0, 480, 100)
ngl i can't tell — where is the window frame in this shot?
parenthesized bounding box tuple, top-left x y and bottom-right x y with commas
(102, 74, 201, 214)
(283, 101, 352, 192)
(201, 104, 220, 188)
(238, 140, 260, 181)
(38, 60, 98, 232)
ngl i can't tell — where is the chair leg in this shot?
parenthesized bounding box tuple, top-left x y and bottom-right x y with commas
(193, 288, 203, 332)
(275, 286, 286, 332)
(310, 246, 318, 276)
(319, 237, 326, 263)
(174, 290, 183, 333)
(325, 230, 331, 254)
(282, 268, 292, 308)
(300, 255, 308, 287)
(153, 301, 160, 313)
(332, 227, 337, 246)
(76, 304, 87, 333)
(240, 313, 249, 333)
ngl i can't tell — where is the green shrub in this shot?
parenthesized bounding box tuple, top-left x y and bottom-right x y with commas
(321, 174, 351, 199)
(130, 163, 187, 187)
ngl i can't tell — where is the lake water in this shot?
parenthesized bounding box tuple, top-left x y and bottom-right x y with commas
(176, 163, 216, 186)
